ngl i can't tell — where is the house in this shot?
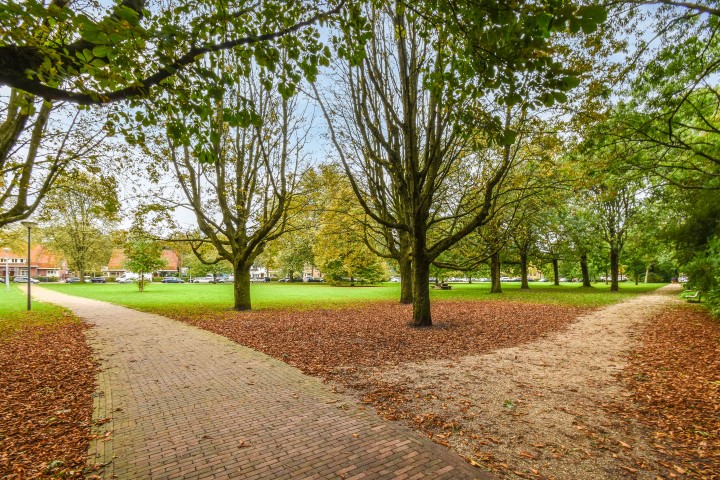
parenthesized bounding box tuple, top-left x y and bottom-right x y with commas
(31, 245, 68, 278)
(250, 265, 267, 281)
(101, 248, 127, 278)
(0, 246, 67, 280)
(0, 250, 27, 279)
(157, 249, 181, 277)
(101, 247, 183, 278)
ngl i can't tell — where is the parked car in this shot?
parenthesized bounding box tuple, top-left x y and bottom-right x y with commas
(65, 277, 81, 283)
(303, 277, 324, 283)
(14, 276, 39, 284)
(116, 273, 152, 283)
(500, 276, 511, 282)
(389, 276, 401, 283)
(161, 277, 185, 283)
(90, 277, 107, 283)
(191, 276, 215, 283)
(278, 277, 301, 282)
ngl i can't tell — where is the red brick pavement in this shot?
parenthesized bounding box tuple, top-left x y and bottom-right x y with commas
(32, 287, 491, 480)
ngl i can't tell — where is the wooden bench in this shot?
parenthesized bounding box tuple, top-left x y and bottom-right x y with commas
(433, 282, 452, 290)
(683, 290, 702, 303)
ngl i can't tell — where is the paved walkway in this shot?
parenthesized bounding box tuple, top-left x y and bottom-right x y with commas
(31, 287, 487, 480)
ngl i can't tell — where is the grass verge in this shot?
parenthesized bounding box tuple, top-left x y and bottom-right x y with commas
(0, 284, 73, 339)
(41, 281, 666, 316)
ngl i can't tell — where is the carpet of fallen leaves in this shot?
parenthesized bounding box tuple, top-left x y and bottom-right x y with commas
(612, 305, 720, 479)
(182, 301, 590, 382)
(0, 320, 96, 479)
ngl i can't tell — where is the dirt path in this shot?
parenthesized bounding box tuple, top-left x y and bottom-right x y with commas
(373, 284, 684, 479)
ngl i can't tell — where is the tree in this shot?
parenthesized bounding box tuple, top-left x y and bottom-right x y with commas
(0, 0, 343, 104)
(562, 202, 598, 287)
(0, 92, 108, 227)
(0, 0, 341, 230)
(586, 176, 642, 291)
(596, 2, 720, 191)
(155, 52, 308, 310)
(184, 249, 232, 281)
(317, 0, 601, 326)
(40, 172, 119, 282)
(123, 237, 166, 292)
(313, 169, 387, 285)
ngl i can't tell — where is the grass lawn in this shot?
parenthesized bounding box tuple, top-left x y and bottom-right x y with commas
(40, 280, 667, 315)
(0, 284, 72, 339)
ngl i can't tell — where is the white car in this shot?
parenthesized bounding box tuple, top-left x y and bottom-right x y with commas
(191, 276, 215, 283)
(116, 273, 152, 283)
(389, 276, 401, 282)
(13, 276, 39, 284)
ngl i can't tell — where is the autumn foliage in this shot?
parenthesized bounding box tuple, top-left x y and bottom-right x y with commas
(181, 300, 590, 380)
(0, 322, 95, 479)
(620, 305, 720, 478)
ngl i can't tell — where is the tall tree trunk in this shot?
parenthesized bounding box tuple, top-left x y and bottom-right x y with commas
(520, 252, 529, 290)
(552, 258, 560, 286)
(610, 247, 619, 292)
(398, 257, 413, 304)
(490, 252, 502, 294)
(138, 271, 146, 292)
(644, 265, 650, 284)
(411, 254, 432, 327)
(233, 263, 252, 311)
(580, 253, 591, 287)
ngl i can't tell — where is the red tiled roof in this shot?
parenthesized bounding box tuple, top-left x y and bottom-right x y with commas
(160, 249, 180, 271)
(0, 250, 23, 261)
(107, 248, 126, 270)
(30, 245, 62, 268)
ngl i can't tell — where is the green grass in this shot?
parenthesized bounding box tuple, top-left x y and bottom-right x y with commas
(40, 281, 667, 315)
(0, 284, 72, 339)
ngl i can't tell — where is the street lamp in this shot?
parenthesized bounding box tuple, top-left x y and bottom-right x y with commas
(2, 247, 9, 291)
(21, 220, 38, 311)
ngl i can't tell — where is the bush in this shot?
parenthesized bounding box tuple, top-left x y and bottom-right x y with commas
(36, 277, 59, 283)
(684, 236, 720, 317)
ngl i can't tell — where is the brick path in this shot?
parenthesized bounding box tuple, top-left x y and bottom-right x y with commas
(32, 287, 489, 480)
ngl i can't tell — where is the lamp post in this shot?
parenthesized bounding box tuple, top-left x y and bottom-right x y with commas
(21, 220, 38, 311)
(2, 247, 9, 291)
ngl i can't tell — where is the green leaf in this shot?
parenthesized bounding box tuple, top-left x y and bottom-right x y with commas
(92, 46, 111, 58)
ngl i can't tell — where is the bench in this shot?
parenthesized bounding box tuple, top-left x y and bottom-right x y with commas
(433, 282, 452, 290)
(683, 290, 702, 303)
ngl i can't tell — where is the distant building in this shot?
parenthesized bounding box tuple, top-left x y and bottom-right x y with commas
(101, 247, 182, 277)
(157, 249, 181, 277)
(32, 245, 67, 278)
(250, 265, 267, 281)
(0, 246, 67, 279)
(102, 248, 127, 278)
